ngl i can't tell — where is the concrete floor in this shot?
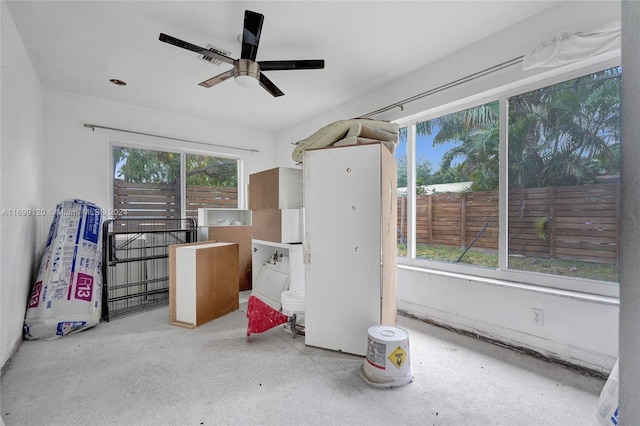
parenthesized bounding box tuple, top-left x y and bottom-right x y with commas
(1, 292, 606, 426)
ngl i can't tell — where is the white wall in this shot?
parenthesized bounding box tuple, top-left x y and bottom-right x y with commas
(1, 1, 45, 367)
(41, 89, 276, 230)
(276, 1, 621, 372)
(1, 4, 276, 368)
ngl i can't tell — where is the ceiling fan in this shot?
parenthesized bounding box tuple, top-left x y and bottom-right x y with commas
(159, 10, 325, 97)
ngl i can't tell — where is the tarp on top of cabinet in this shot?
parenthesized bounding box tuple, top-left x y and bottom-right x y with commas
(292, 119, 399, 163)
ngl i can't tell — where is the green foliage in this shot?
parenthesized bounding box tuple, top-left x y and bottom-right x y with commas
(396, 156, 438, 194)
(415, 158, 434, 194)
(508, 68, 621, 189)
(400, 244, 618, 282)
(396, 156, 408, 188)
(186, 154, 237, 187)
(113, 147, 237, 187)
(113, 147, 180, 183)
(534, 216, 549, 242)
(402, 67, 621, 192)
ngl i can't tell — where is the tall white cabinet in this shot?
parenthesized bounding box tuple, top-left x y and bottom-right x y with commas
(303, 143, 398, 356)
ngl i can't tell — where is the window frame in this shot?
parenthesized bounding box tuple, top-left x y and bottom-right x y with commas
(394, 56, 621, 298)
(108, 139, 244, 219)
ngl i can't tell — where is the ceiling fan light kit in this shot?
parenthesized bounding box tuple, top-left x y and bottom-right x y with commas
(235, 59, 260, 88)
(159, 10, 325, 97)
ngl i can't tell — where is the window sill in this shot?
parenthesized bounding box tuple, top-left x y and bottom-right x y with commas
(397, 262, 619, 306)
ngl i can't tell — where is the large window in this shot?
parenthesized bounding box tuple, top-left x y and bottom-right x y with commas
(397, 65, 621, 290)
(507, 68, 621, 282)
(112, 146, 239, 219)
(412, 102, 499, 269)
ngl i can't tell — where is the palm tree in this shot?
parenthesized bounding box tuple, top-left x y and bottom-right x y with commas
(418, 67, 621, 192)
(426, 102, 500, 190)
(508, 67, 621, 188)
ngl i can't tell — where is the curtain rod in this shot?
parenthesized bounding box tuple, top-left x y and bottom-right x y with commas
(359, 56, 524, 119)
(83, 123, 259, 153)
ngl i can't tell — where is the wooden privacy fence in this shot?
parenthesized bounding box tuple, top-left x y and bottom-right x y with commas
(398, 182, 620, 265)
(184, 185, 238, 218)
(113, 180, 238, 219)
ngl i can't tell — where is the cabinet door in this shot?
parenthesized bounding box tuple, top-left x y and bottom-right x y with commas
(304, 144, 383, 356)
(207, 226, 252, 291)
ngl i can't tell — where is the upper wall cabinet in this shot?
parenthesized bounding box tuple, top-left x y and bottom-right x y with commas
(249, 167, 303, 210)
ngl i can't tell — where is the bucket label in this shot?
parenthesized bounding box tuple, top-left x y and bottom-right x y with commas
(366, 338, 387, 370)
(388, 346, 407, 369)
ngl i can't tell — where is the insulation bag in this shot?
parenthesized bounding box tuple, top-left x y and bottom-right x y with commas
(597, 359, 619, 425)
(24, 199, 104, 340)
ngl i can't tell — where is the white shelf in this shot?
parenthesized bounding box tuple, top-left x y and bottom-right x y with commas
(197, 208, 252, 241)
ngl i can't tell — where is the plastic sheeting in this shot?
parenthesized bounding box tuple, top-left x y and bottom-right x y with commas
(246, 295, 289, 337)
(291, 119, 399, 163)
(522, 21, 620, 71)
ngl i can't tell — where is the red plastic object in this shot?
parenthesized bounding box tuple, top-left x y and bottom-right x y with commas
(246, 295, 288, 338)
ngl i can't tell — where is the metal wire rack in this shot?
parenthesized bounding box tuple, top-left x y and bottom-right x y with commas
(101, 218, 197, 321)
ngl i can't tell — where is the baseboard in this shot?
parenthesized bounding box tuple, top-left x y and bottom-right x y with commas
(1, 335, 23, 376)
(397, 309, 610, 379)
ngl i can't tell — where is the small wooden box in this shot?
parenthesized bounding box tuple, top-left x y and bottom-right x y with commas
(249, 167, 302, 210)
(169, 242, 239, 328)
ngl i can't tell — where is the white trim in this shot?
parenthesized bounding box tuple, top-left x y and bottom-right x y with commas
(398, 264, 619, 306)
(407, 123, 417, 260)
(180, 152, 186, 217)
(498, 97, 509, 272)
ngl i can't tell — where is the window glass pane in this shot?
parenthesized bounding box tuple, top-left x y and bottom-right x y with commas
(414, 102, 499, 268)
(396, 127, 408, 257)
(507, 67, 621, 282)
(112, 146, 181, 219)
(185, 154, 239, 218)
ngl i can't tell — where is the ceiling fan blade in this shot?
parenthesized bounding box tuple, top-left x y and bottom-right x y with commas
(159, 33, 235, 65)
(241, 10, 264, 61)
(259, 73, 284, 97)
(259, 60, 325, 71)
(198, 69, 235, 88)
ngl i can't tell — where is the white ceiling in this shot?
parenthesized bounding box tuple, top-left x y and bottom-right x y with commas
(6, 1, 562, 133)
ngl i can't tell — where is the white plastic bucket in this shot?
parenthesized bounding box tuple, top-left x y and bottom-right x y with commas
(360, 325, 412, 387)
(280, 290, 305, 333)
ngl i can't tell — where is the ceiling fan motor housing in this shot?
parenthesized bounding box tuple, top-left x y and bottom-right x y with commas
(234, 59, 260, 88)
(237, 59, 259, 77)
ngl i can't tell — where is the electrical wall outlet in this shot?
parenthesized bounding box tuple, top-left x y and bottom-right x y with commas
(532, 308, 544, 326)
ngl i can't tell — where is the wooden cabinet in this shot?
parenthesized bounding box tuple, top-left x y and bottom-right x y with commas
(249, 167, 302, 210)
(303, 143, 397, 356)
(204, 226, 252, 291)
(251, 208, 303, 244)
(249, 167, 303, 244)
(169, 242, 239, 328)
(198, 208, 252, 291)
